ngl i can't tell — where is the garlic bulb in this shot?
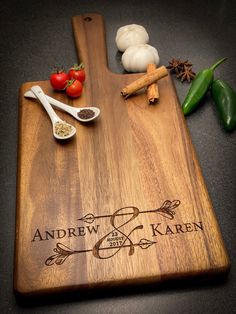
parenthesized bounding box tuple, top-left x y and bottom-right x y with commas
(115, 24, 149, 52)
(121, 44, 160, 72)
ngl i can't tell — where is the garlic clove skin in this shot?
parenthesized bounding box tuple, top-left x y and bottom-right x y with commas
(121, 44, 160, 73)
(116, 24, 149, 52)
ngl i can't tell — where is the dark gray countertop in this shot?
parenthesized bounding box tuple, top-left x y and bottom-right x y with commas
(0, 0, 236, 313)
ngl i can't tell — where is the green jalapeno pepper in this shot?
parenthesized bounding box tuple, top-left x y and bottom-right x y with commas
(211, 79, 236, 132)
(182, 58, 227, 116)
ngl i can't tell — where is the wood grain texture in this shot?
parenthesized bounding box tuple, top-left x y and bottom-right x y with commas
(14, 13, 230, 296)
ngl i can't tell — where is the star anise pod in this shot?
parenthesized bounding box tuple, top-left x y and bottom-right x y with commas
(177, 65, 196, 82)
(167, 58, 183, 74)
(178, 60, 193, 70)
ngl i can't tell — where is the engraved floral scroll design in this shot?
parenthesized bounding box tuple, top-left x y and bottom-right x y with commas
(45, 199, 180, 266)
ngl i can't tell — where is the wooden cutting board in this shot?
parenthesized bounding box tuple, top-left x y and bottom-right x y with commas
(14, 13, 230, 296)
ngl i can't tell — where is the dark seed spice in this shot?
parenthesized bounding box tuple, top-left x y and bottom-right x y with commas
(78, 109, 95, 119)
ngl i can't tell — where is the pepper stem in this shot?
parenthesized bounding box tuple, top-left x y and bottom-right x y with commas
(210, 57, 227, 71)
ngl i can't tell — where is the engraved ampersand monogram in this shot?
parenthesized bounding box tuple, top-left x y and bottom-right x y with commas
(93, 206, 143, 259)
(45, 200, 180, 266)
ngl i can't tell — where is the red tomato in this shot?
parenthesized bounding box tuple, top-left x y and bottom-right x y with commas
(50, 68, 69, 90)
(68, 63, 86, 83)
(66, 79, 83, 98)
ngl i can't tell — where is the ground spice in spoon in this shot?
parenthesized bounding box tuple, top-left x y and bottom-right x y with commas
(55, 121, 73, 137)
(78, 109, 95, 120)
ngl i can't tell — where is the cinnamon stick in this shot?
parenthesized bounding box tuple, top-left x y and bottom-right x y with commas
(147, 63, 159, 104)
(121, 66, 168, 99)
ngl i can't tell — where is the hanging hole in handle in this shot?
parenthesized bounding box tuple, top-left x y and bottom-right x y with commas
(84, 16, 92, 22)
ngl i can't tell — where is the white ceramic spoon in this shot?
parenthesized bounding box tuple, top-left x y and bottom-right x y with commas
(24, 90, 100, 122)
(30, 86, 76, 140)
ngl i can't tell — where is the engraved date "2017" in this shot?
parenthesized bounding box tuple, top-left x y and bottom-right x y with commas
(107, 231, 124, 247)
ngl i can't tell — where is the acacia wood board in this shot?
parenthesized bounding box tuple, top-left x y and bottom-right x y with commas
(14, 13, 230, 296)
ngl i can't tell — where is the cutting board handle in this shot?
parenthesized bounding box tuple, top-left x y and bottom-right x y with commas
(72, 13, 109, 74)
